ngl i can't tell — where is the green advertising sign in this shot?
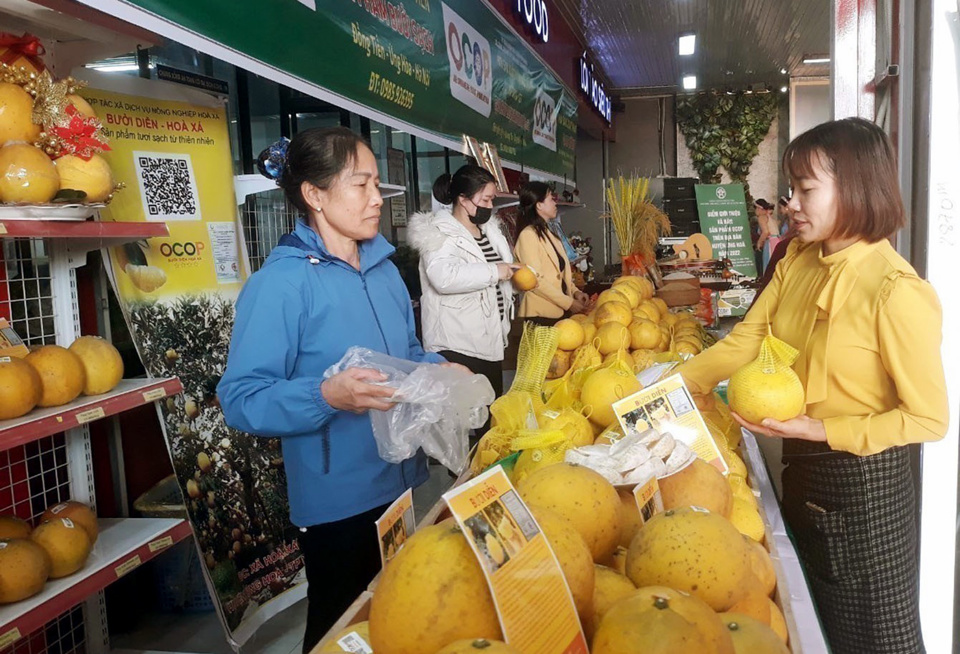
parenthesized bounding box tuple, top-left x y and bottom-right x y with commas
(121, 0, 578, 178)
(694, 183, 758, 278)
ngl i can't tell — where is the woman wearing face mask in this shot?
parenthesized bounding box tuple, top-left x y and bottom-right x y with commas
(218, 127, 453, 652)
(407, 165, 518, 399)
(676, 118, 947, 653)
(514, 181, 590, 325)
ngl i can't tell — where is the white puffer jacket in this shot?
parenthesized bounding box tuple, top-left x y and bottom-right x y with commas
(407, 210, 515, 361)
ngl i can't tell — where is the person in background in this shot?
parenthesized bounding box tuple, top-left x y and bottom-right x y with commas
(754, 197, 780, 272)
(406, 165, 517, 399)
(677, 118, 948, 653)
(218, 127, 459, 653)
(514, 181, 590, 325)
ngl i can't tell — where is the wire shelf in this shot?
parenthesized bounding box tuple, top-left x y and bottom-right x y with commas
(0, 606, 85, 654)
(0, 239, 55, 347)
(239, 190, 297, 273)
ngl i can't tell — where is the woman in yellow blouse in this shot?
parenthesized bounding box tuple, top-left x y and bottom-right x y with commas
(677, 118, 947, 654)
(514, 182, 590, 324)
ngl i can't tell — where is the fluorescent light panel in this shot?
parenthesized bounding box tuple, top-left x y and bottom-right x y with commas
(679, 34, 696, 56)
(802, 56, 830, 64)
(682, 75, 697, 90)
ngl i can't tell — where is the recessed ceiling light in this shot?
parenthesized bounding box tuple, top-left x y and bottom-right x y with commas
(802, 56, 830, 64)
(679, 34, 696, 56)
(780, 67, 788, 74)
(780, 86, 788, 93)
(682, 75, 697, 90)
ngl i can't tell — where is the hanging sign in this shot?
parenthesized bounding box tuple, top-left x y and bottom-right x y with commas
(577, 52, 611, 124)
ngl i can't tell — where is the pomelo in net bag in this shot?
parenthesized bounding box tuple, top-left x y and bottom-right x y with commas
(727, 333, 805, 425)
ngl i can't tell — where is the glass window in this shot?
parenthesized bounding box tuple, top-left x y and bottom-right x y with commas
(415, 137, 446, 212)
(247, 74, 281, 163)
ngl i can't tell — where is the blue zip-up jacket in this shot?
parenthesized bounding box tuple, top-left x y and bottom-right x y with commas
(218, 221, 444, 527)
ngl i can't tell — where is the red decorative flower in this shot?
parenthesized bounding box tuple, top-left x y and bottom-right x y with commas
(51, 105, 111, 160)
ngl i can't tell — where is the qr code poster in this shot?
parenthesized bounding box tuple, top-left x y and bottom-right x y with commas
(134, 152, 202, 221)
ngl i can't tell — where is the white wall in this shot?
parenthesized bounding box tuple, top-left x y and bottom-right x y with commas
(790, 78, 831, 140)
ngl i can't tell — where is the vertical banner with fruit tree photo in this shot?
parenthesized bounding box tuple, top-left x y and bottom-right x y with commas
(78, 72, 305, 647)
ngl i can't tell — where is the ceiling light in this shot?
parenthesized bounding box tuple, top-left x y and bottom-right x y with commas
(86, 63, 150, 72)
(780, 86, 788, 93)
(682, 75, 697, 90)
(678, 34, 696, 56)
(780, 67, 788, 74)
(802, 56, 830, 64)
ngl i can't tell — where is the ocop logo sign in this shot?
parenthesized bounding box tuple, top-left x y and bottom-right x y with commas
(532, 90, 558, 152)
(160, 240, 205, 259)
(442, 2, 492, 117)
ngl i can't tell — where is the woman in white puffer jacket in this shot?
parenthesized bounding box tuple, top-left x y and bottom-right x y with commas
(407, 165, 517, 399)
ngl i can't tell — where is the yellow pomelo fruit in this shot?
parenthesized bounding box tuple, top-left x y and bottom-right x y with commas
(555, 319, 585, 351)
(607, 546, 628, 575)
(719, 613, 790, 654)
(517, 463, 621, 562)
(631, 586, 736, 654)
(31, 517, 92, 578)
(41, 501, 98, 544)
(635, 300, 661, 323)
(581, 367, 641, 427)
(729, 498, 765, 542)
(631, 349, 656, 372)
(369, 519, 501, 654)
(528, 505, 595, 619)
(581, 322, 597, 347)
(546, 349, 572, 379)
(539, 409, 594, 447)
(729, 589, 772, 626)
(728, 340, 805, 425)
(728, 475, 758, 508)
(628, 319, 661, 350)
(318, 622, 372, 653)
(0, 143, 58, 204)
(573, 342, 603, 369)
(661, 312, 680, 328)
(609, 282, 640, 309)
(587, 565, 637, 639)
(675, 341, 700, 357)
(674, 335, 704, 353)
(0, 83, 41, 145)
(511, 265, 537, 291)
(435, 640, 522, 654)
(720, 448, 748, 478)
(595, 301, 632, 328)
(626, 507, 753, 611)
(25, 345, 86, 407)
(593, 589, 714, 654)
(67, 94, 97, 118)
(595, 322, 631, 356)
(745, 538, 776, 597)
(659, 458, 733, 518)
(617, 489, 642, 549)
(0, 516, 31, 540)
(56, 154, 114, 203)
(650, 297, 669, 317)
(69, 335, 124, 395)
(767, 600, 788, 644)
(0, 357, 42, 419)
(571, 312, 589, 323)
(595, 288, 630, 307)
(0, 539, 50, 604)
(602, 349, 631, 366)
(656, 327, 671, 353)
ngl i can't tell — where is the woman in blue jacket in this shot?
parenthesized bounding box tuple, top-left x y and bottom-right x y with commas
(218, 127, 448, 652)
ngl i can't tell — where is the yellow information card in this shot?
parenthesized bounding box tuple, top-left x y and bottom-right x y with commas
(632, 477, 664, 525)
(613, 374, 728, 475)
(443, 467, 588, 654)
(376, 489, 414, 567)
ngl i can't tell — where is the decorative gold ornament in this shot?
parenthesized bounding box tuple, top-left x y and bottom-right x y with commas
(31, 71, 70, 128)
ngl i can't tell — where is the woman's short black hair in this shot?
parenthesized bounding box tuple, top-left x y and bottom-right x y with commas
(258, 126, 369, 214)
(432, 165, 496, 205)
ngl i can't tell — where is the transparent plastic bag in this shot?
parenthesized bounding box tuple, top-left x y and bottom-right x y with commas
(324, 347, 495, 474)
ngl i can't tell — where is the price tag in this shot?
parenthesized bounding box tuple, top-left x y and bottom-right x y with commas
(0, 628, 21, 648)
(76, 407, 106, 424)
(375, 489, 414, 567)
(443, 467, 588, 654)
(115, 555, 142, 578)
(143, 388, 166, 402)
(632, 477, 664, 525)
(337, 630, 374, 654)
(149, 536, 174, 552)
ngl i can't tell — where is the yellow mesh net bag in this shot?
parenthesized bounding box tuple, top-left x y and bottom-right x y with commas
(510, 428, 572, 485)
(727, 331, 805, 426)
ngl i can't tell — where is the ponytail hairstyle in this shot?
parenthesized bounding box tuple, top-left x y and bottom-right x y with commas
(433, 164, 496, 206)
(257, 126, 369, 214)
(517, 181, 552, 241)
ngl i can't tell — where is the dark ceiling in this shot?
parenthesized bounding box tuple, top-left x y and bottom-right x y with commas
(554, 0, 831, 96)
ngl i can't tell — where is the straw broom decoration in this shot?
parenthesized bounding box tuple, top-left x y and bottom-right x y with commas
(604, 176, 672, 260)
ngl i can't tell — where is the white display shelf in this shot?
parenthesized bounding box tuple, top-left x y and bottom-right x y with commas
(0, 518, 193, 647)
(0, 377, 183, 451)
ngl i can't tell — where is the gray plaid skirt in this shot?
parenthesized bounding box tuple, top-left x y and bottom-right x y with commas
(781, 440, 923, 654)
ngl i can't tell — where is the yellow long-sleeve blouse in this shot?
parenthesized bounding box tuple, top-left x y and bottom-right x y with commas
(676, 238, 949, 456)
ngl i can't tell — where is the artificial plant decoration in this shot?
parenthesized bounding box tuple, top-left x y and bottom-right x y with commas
(676, 93, 779, 210)
(603, 175, 671, 274)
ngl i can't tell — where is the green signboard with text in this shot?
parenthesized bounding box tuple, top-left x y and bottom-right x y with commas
(123, 0, 578, 178)
(694, 184, 758, 278)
